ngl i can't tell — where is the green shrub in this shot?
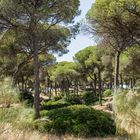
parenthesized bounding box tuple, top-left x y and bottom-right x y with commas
(42, 105, 116, 137)
(53, 96, 62, 101)
(103, 89, 112, 97)
(65, 96, 82, 105)
(82, 92, 98, 105)
(41, 100, 71, 110)
(19, 91, 34, 106)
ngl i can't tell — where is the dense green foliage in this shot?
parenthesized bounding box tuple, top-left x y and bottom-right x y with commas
(41, 100, 71, 110)
(82, 92, 98, 105)
(41, 95, 83, 110)
(41, 92, 98, 110)
(65, 96, 82, 105)
(41, 105, 115, 137)
(19, 91, 34, 107)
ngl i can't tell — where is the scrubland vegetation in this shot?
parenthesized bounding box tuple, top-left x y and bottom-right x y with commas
(0, 0, 140, 139)
(113, 90, 140, 139)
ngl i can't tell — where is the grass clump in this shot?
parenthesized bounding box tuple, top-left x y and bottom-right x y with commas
(41, 105, 116, 137)
(16, 107, 35, 130)
(0, 77, 19, 106)
(0, 106, 35, 130)
(0, 108, 20, 123)
(113, 90, 140, 139)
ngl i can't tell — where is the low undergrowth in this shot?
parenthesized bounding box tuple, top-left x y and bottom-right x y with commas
(0, 78, 19, 106)
(0, 106, 35, 130)
(0, 104, 116, 138)
(113, 90, 140, 139)
(41, 100, 71, 110)
(0, 78, 116, 138)
(40, 105, 116, 137)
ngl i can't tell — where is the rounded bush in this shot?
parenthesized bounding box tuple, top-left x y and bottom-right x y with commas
(82, 92, 98, 105)
(42, 105, 116, 137)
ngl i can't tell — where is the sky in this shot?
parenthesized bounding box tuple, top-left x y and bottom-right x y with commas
(56, 0, 95, 62)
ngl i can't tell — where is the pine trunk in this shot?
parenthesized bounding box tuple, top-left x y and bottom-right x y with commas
(98, 68, 102, 106)
(33, 44, 40, 119)
(114, 51, 120, 92)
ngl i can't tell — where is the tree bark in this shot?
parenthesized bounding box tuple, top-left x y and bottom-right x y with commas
(65, 78, 70, 97)
(33, 44, 40, 119)
(75, 81, 79, 96)
(74, 80, 76, 96)
(109, 74, 113, 89)
(94, 74, 97, 96)
(98, 68, 102, 106)
(54, 81, 57, 96)
(21, 76, 24, 91)
(130, 78, 133, 89)
(114, 51, 120, 92)
(120, 74, 123, 89)
(49, 84, 52, 99)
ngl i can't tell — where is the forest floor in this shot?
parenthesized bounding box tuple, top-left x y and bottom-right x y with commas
(92, 97, 113, 114)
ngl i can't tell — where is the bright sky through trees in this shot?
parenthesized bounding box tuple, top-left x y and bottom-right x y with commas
(56, 0, 95, 62)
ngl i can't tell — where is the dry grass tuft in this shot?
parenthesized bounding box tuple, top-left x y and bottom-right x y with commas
(113, 90, 140, 139)
(0, 77, 19, 107)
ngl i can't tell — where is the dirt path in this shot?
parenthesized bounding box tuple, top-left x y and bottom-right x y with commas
(92, 97, 113, 115)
